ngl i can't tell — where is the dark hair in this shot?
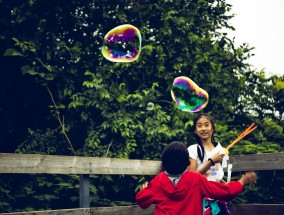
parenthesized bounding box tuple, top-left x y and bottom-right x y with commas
(162, 141, 189, 175)
(193, 113, 217, 162)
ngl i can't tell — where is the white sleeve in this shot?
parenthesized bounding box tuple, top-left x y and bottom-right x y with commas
(187, 144, 198, 161)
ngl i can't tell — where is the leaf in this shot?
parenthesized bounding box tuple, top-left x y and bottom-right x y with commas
(4, 48, 24, 57)
(21, 65, 37, 75)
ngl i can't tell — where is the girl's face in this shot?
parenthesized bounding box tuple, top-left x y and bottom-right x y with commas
(194, 116, 214, 140)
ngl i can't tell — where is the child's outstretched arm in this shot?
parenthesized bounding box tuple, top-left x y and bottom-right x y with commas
(136, 181, 154, 209)
(199, 171, 257, 202)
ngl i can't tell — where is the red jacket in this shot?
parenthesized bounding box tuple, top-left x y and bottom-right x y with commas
(136, 170, 243, 215)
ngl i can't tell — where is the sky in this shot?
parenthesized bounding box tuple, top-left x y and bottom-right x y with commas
(225, 0, 284, 77)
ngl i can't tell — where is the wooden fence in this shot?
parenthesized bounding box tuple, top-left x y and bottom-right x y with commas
(0, 152, 284, 215)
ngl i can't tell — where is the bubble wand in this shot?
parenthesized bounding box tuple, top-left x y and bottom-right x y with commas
(226, 123, 257, 151)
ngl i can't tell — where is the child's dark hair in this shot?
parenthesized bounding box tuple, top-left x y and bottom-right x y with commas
(162, 141, 189, 175)
(193, 113, 217, 162)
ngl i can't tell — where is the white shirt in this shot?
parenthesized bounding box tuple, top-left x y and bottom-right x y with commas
(188, 143, 225, 182)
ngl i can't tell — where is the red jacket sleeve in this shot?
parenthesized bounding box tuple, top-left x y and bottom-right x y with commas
(136, 178, 157, 209)
(136, 174, 160, 209)
(199, 175, 244, 202)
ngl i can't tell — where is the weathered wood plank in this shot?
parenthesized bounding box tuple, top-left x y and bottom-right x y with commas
(0, 153, 284, 175)
(1, 204, 284, 215)
(0, 208, 92, 215)
(90, 205, 154, 215)
(228, 204, 284, 215)
(0, 206, 155, 215)
(0, 153, 162, 175)
(228, 153, 284, 171)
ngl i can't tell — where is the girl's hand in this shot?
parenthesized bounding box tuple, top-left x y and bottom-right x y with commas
(211, 152, 225, 164)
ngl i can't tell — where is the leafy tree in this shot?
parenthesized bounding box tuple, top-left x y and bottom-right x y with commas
(0, 0, 283, 212)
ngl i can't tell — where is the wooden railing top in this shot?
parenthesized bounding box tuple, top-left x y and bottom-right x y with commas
(228, 152, 284, 171)
(0, 152, 284, 175)
(0, 153, 162, 175)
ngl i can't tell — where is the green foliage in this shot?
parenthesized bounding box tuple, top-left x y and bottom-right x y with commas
(0, 0, 283, 212)
(15, 128, 69, 155)
(0, 174, 79, 212)
(231, 170, 284, 204)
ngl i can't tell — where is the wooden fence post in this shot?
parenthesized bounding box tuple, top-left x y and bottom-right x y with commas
(79, 174, 90, 208)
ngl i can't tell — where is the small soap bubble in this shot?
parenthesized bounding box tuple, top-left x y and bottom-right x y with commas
(102, 24, 142, 62)
(146, 102, 154, 110)
(171, 76, 209, 112)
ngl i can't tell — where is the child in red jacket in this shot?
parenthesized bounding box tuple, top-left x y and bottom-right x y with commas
(136, 141, 257, 215)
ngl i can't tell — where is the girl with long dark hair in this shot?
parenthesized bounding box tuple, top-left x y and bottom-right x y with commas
(188, 113, 230, 215)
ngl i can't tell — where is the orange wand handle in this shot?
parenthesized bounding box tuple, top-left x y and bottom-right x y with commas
(226, 123, 257, 151)
(237, 123, 255, 139)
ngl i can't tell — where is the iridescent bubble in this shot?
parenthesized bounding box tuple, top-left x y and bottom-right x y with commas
(146, 102, 154, 110)
(171, 76, 209, 112)
(102, 24, 142, 62)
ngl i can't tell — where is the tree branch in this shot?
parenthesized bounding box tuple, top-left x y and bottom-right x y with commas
(46, 87, 76, 155)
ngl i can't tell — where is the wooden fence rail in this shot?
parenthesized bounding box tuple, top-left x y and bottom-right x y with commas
(1, 152, 284, 175)
(1, 152, 284, 215)
(2, 205, 284, 215)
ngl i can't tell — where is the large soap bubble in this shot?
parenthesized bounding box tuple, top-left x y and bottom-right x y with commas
(102, 24, 141, 62)
(171, 76, 209, 112)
